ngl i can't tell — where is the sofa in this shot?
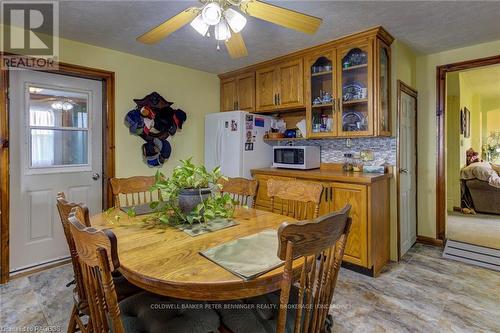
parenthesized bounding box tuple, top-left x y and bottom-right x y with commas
(465, 179, 500, 215)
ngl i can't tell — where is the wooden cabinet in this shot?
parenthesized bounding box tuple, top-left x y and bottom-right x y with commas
(236, 72, 255, 111)
(255, 59, 304, 112)
(219, 26, 393, 137)
(375, 39, 391, 136)
(255, 66, 277, 111)
(305, 50, 338, 138)
(252, 170, 390, 276)
(220, 72, 255, 112)
(337, 40, 374, 136)
(221, 77, 237, 112)
(304, 37, 391, 137)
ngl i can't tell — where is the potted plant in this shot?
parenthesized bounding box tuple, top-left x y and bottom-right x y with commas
(150, 158, 235, 225)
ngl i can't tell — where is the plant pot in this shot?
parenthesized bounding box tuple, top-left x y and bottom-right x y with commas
(178, 188, 211, 215)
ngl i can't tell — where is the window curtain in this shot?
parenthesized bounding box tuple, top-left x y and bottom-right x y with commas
(30, 109, 55, 167)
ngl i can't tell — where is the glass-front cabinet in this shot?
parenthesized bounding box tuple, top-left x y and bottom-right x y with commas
(337, 42, 373, 136)
(304, 36, 392, 138)
(305, 51, 337, 138)
(376, 40, 391, 136)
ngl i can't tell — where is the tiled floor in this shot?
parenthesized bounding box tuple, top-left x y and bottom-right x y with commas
(1, 243, 499, 332)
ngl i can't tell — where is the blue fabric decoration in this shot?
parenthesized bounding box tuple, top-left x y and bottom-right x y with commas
(127, 92, 185, 167)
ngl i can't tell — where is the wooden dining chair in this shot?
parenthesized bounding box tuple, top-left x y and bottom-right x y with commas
(218, 204, 352, 333)
(67, 209, 221, 333)
(219, 177, 259, 208)
(56, 193, 141, 333)
(110, 176, 158, 207)
(56, 193, 91, 333)
(267, 179, 323, 219)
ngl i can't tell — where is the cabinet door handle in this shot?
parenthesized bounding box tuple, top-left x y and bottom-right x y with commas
(274, 94, 277, 105)
(236, 101, 239, 109)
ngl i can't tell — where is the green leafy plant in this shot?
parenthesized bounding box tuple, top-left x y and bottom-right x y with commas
(150, 158, 236, 225)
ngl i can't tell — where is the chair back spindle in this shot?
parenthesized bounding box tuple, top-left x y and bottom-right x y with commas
(219, 177, 258, 208)
(267, 179, 323, 219)
(110, 176, 158, 208)
(68, 208, 125, 333)
(276, 204, 352, 333)
(56, 193, 91, 309)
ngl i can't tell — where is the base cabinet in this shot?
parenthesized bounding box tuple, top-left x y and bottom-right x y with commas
(253, 174, 389, 276)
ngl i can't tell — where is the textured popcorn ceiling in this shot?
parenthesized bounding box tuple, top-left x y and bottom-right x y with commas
(56, 1, 500, 74)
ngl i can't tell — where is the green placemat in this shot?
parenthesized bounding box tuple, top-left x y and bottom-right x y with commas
(200, 229, 284, 280)
(177, 218, 239, 236)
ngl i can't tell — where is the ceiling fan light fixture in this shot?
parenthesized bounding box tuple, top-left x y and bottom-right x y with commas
(224, 8, 247, 33)
(51, 101, 63, 110)
(201, 2, 222, 26)
(214, 19, 231, 41)
(62, 102, 74, 111)
(190, 14, 210, 36)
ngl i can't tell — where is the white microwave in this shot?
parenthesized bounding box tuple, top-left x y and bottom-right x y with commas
(272, 146, 321, 170)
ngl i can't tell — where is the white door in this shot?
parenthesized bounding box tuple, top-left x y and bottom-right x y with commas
(9, 70, 102, 272)
(399, 88, 417, 257)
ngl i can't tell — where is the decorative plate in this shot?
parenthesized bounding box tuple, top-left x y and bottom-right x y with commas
(342, 111, 367, 132)
(342, 82, 365, 101)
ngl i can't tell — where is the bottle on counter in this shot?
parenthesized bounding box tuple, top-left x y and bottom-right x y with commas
(343, 153, 353, 171)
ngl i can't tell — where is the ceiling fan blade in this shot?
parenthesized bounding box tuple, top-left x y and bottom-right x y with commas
(240, 0, 322, 35)
(225, 32, 248, 59)
(137, 7, 199, 44)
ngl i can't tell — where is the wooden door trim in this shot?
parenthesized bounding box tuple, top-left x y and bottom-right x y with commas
(435, 54, 500, 241)
(396, 80, 418, 260)
(0, 58, 115, 284)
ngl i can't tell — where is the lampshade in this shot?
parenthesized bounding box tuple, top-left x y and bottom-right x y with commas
(201, 2, 222, 26)
(224, 8, 247, 33)
(214, 19, 231, 41)
(190, 14, 209, 36)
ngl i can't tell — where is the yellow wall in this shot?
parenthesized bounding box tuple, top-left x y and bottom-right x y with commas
(2, 24, 220, 178)
(416, 38, 500, 238)
(57, 38, 220, 178)
(389, 40, 417, 260)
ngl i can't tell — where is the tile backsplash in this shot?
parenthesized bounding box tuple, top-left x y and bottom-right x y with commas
(268, 137, 397, 165)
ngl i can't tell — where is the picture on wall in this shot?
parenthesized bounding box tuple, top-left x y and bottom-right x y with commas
(464, 107, 471, 138)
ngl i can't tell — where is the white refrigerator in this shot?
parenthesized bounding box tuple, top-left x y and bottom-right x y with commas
(205, 111, 274, 179)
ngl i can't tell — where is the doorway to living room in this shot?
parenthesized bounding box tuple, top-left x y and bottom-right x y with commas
(442, 63, 500, 271)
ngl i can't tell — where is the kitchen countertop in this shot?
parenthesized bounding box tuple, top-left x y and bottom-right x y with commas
(251, 167, 392, 184)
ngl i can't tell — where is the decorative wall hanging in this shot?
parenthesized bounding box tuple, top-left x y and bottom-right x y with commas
(125, 92, 187, 167)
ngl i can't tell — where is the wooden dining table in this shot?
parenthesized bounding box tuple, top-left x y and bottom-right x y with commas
(91, 206, 302, 301)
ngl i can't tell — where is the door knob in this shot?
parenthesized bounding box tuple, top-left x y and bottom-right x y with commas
(400, 168, 409, 174)
(92, 173, 100, 180)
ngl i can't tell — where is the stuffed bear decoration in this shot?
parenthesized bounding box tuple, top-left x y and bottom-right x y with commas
(125, 92, 187, 167)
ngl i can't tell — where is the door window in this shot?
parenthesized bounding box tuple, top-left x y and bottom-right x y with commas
(26, 85, 91, 172)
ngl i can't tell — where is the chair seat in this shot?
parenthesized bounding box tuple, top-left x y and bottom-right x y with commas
(217, 288, 306, 333)
(112, 271, 142, 299)
(119, 292, 220, 333)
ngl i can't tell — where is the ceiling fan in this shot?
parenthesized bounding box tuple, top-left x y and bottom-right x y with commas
(137, 0, 322, 59)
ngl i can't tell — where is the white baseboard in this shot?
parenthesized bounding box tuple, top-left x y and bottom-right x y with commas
(443, 239, 500, 272)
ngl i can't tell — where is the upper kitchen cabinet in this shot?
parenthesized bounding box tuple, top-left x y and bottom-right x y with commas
(305, 49, 338, 138)
(256, 58, 304, 112)
(220, 71, 255, 112)
(337, 40, 373, 137)
(219, 27, 393, 136)
(375, 39, 391, 136)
